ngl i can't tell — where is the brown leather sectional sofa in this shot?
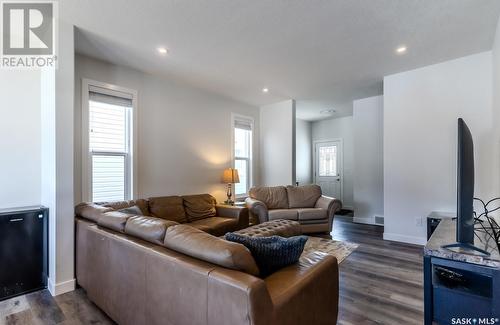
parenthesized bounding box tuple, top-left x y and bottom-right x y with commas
(75, 193, 339, 325)
(80, 193, 249, 236)
(246, 185, 342, 233)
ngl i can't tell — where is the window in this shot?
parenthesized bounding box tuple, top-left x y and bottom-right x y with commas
(83, 80, 136, 202)
(233, 115, 253, 196)
(318, 145, 337, 177)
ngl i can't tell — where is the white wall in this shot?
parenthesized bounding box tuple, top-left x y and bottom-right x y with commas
(493, 16, 500, 194)
(41, 68, 58, 293)
(295, 118, 312, 185)
(74, 55, 260, 203)
(54, 20, 76, 295)
(41, 19, 76, 296)
(384, 51, 498, 245)
(0, 71, 41, 208)
(312, 116, 354, 208)
(0, 22, 75, 296)
(353, 96, 384, 224)
(260, 100, 296, 186)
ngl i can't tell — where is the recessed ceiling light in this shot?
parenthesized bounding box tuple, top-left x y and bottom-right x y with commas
(396, 46, 407, 54)
(157, 47, 168, 55)
(320, 109, 336, 115)
(262, 88, 269, 93)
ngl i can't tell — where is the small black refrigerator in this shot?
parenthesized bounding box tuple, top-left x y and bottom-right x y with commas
(0, 206, 48, 300)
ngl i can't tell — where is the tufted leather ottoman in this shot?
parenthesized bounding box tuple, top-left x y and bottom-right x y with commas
(232, 219, 302, 238)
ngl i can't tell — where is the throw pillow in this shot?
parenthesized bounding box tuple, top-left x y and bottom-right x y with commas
(117, 205, 143, 216)
(182, 194, 217, 221)
(224, 233, 308, 277)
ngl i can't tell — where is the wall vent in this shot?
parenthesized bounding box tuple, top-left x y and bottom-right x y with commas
(374, 215, 384, 225)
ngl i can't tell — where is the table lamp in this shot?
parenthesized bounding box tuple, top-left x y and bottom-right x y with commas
(222, 168, 240, 205)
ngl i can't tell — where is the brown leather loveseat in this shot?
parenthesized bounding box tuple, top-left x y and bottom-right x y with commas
(74, 193, 339, 325)
(246, 185, 342, 233)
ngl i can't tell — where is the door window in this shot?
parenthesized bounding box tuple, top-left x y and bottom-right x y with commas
(318, 146, 337, 176)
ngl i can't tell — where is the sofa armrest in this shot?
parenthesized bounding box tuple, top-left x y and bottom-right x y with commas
(207, 268, 274, 325)
(315, 195, 342, 213)
(264, 252, 339, 325)
(315, 196, 342, 229)
(245, 198, 269, 224)
(75, 202, 113, 222)
(215, 205, 249, 229)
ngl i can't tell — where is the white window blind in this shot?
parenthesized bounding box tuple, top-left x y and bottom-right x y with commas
(233, 116, 253, 196)
(91, 154, 126, 202)
(234, 119, 252, 131)
(88, 90, 132, 202)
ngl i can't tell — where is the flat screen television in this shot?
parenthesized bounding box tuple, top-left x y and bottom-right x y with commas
(442, 118, 489, 255)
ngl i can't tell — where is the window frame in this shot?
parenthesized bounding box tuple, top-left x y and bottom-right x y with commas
(81, 79, 138, 202)
(231, 113, 254, 198)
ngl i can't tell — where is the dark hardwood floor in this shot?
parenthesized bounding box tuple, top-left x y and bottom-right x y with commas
(333, 215, 424, 325)
(0, 215, 424, 325)
(0, 288, 114, 325)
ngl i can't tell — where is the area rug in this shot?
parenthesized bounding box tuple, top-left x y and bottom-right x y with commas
(302, 237, 358, 264)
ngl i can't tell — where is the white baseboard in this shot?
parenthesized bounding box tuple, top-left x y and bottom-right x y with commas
(353, 217, 375, 225)
(383, 232, 426, 245)
(48, 278, 76, 296)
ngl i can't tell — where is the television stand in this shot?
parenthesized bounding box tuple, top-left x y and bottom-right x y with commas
(424, 219, 500, 324)
(442, 242, 491, 256)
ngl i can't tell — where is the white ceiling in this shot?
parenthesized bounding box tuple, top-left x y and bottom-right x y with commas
(62, 0, 500, 121)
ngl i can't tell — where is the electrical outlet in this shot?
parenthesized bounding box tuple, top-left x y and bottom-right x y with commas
(415, 216, 423, 227)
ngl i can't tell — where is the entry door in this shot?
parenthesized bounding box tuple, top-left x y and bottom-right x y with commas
(314, 140, 342, 199)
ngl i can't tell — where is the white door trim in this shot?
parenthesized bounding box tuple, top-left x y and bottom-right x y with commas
(313, 138, 344, 202)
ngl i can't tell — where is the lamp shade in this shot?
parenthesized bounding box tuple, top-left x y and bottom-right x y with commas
(222, 168, 240, 184)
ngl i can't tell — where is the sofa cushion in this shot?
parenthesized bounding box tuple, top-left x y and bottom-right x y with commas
(249, 186, 288, 209)
(100, 199, 150, 216)
(99, 200, 133, 210)
(297, 208, 327, 221)
(125, 216, 178, 245)
(189, 217, 239, 237)
(75, 203, 113, 222)
(149, 196, 187, 223)
(268, 209, 298, 221)
(225, 233, 308, 277)
(98, 211, 132, 232)
(117, 205, 144, 216)
(163, 225, 260, 276)
(286, 185, 322, 208)
(182, 194, 216, 222)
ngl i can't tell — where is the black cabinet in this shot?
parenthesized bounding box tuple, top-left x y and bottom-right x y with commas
(0, 206, 48, 300)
